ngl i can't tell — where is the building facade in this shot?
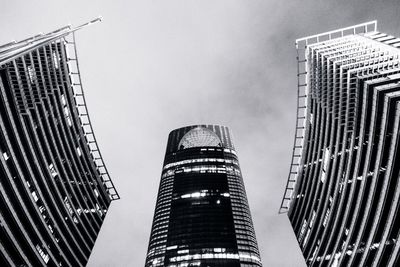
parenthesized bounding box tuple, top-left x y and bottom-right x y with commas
(0, 18, 119, 267)
(145, 125, 262, 267)
(280, 21, 400, 266)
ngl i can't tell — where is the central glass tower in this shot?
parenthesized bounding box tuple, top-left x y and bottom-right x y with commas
(145, 125, 262, 267)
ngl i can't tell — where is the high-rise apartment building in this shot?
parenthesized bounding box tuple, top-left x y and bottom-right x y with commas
(280, 21, 400, 266)
(145, 125, 262, 267)
(0, 18, 119, 266)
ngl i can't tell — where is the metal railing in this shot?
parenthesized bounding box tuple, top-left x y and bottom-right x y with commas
(63, 24, 120, 201)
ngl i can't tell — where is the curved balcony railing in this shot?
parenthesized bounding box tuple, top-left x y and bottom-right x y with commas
(63, 29, 120, 201)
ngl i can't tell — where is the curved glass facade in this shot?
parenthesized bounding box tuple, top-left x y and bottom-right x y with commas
(0, 20, 119, 267)
(145, 125, 262, 267)
(281, 21, 400, 266)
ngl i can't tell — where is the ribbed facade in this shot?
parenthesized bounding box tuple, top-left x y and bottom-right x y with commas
(280, 21, 400, 266)
(0, 19, 119, 267)
(145, 125, 262, 267)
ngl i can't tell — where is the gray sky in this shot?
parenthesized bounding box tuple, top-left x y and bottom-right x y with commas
(2, 1, 400, 266)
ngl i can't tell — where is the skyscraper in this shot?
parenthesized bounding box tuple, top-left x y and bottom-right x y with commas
(0, 18, 119, 266)
(280, 21, 400, 266)
(145, 125, 262, 267)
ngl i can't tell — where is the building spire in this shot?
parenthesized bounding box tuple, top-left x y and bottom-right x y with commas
(70, 16, 103, 33)
(0, 17, 102, 64)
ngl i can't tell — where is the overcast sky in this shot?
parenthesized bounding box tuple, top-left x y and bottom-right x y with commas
(2, 1, 400, 266)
